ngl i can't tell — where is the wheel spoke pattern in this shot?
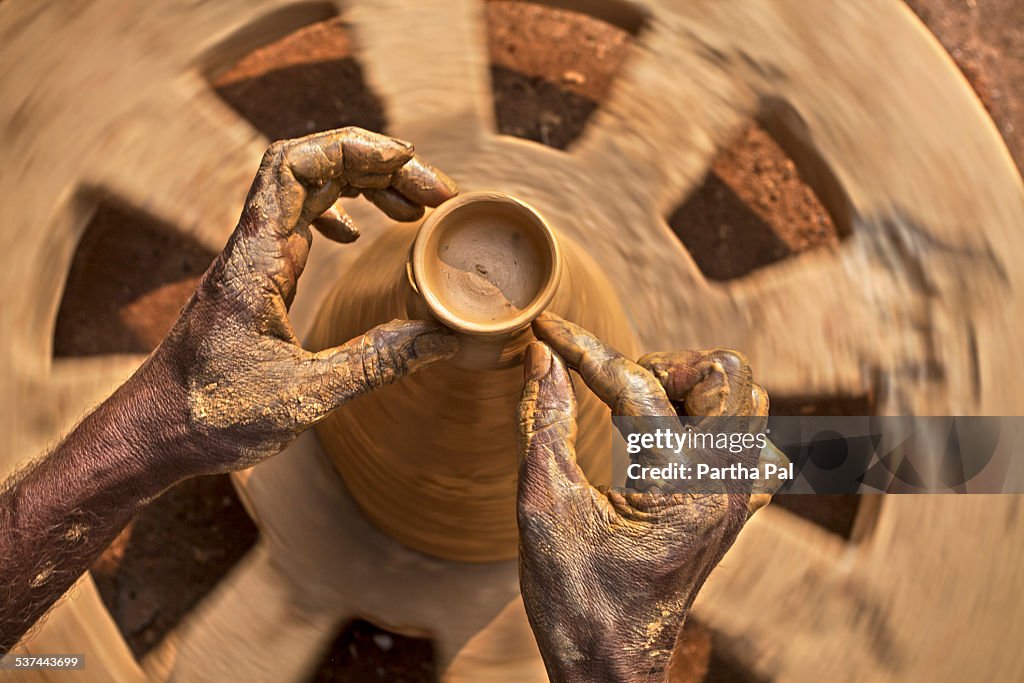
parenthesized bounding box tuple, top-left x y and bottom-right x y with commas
(2, 0, 1024, 681)
(87, 83, 267, 254)
(698, 496, 1024, 682)
(722, 236, 994, 412)
(156, 432, 536, 680)
(344, 0, 493, 143)
(572, 10, 759, 216)
(10, 355, 146, 468)
(719, 248, 893, 400)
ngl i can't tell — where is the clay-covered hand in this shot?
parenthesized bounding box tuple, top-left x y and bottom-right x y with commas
(515, 313, 786, 683)
(137, 127, 459, 480)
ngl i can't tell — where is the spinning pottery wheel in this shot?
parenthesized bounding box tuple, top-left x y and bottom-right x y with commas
(2, 0, 1024, 681)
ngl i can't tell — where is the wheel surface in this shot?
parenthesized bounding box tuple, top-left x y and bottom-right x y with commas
(2, 0, 1023, 681)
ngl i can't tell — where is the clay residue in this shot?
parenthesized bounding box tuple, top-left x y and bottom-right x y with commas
(436, 256, 528, 322)
(431, 216, 547, 326)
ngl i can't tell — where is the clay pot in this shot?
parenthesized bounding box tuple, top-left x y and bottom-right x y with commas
(309, 191, 637, 562)
(409, 192, 561, 369)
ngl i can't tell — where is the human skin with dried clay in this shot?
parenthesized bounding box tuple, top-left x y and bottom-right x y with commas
(0, 126, 782, 682)
(518, 313, 783, 682)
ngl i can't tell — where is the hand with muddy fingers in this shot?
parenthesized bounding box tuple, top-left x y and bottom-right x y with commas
(141, 127, 459, 480)
(515, 313, 787, 683)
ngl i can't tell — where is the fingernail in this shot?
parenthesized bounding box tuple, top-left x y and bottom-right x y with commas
(531, 312, 558, 337)
(435, 169, 459, 200)
(524, 342, 552, 381)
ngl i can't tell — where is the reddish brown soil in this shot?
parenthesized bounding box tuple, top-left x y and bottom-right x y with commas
(53, 202, 215, 357)
(311, 620, 436, 683)
(90, 475, 257, 656)
(487, 1, 842, 281)
(768, 395, 876, 539)
(213, 19, 386, 139)
(670, 125, 841, 281)
(487, 0, 634, 149)
(904, 0, 1024, 171)
(53, 0, 1022, 680)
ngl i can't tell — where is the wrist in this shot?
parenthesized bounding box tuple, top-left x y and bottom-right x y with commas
(541, 637, 670, 683)
(546, 657, 669, 683)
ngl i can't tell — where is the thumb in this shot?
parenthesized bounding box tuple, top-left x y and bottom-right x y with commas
(516, 342, 589, 518)
(297, 320, 457, 424)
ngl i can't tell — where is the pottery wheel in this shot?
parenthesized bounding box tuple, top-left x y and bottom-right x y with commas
(1, 1, 1023, 682)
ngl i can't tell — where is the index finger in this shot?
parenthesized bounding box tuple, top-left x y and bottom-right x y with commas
(532, 313, 697, 491)
(284, 127, 415, 187)
(531, 312, 675, 418)
(391, 156, 459, 207)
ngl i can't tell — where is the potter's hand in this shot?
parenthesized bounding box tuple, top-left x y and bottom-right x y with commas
(515, 313, 783, 683)
(144, 127, 460, 477)
(0, 128, 459, 653)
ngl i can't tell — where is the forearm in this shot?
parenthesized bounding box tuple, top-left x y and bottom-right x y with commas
(0, 358, 188, 652)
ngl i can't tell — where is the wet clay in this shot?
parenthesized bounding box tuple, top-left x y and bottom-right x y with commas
(310, 195, 638, 562)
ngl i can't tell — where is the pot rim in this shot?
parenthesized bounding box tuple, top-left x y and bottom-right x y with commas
(410, 190, 562, 336)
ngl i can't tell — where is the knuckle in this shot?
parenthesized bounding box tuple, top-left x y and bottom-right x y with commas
(710, 348, 750, 372)
(636, 353, 658, 370)
(358, 327, 405, 389)
(636, 351, 667, 367)
(358, 341, 386, 390)
(627, 361, 662, 390)
(264, 140, 288, 160)
(613, 360, 667, 404)
(636, 351, 689, 379)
